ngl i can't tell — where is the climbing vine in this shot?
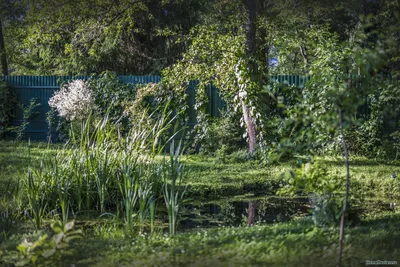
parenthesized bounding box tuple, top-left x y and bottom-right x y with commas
(156, 24, 268, 151)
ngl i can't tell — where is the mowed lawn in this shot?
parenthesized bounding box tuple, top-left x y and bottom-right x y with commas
(1, 141, 400, 199)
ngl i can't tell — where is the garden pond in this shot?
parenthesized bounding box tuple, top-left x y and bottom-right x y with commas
(178, 196, 398, 231)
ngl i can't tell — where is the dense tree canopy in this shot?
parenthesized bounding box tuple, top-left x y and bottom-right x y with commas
(0, 0, 399, 76)
(1, 0, 207, 75)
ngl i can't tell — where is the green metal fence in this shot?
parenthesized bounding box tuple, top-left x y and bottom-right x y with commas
(1, 75, 309, 141)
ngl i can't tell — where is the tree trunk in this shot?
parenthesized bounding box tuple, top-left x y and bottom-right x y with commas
(241, 100, 257, 153)
(244, 0, 256, 58)
(0, 17, 9, 76)
(299, 45, 308, 72)
(242, 0, 258, 154)
(336, 108, 350, 267)
(246, 201, 256, 226)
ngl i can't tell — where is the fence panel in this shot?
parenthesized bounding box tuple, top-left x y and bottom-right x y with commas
(1, 75, 308, 141)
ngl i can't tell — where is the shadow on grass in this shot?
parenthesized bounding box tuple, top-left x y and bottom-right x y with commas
(321, 159, 400, 167)
(63, 238, 116, 266)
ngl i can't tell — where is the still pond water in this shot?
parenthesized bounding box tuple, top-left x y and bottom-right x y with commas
(178, 196, 398, 230)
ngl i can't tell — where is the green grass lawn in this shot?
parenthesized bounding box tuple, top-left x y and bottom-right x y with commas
(1, 212, 399, 266)
(74, 212, 400, 267)
(0, 141, 58, 195)
(0, 141, 400, 266)
(182, 155, 400, 199)
(2, 141, 399, 199)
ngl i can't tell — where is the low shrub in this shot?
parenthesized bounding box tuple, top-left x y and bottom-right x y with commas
(89, 72, 136, 130)
(279, 160, 363, 226)
(199, 111, 245, 155)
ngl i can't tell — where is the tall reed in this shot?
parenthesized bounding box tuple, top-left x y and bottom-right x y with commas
(55, 163, 71, 225)
(137, 180, 154, 233)
(0, 180, 21, 242)
(27, 166, 49, 229)
(19, 101, 185, 234)
(117, 153, 140, 229)
(149, 199, 156, 234)
(162, 141, 188, 235)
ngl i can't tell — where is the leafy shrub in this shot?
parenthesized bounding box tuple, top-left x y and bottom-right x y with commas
(123, 82, 171, 130)
(307, 192, 343, 227)
(14, 221, 82, 266)
(0, 80, 16, 138)
(279, 161, 345, 226)
(15, 98, 41, 141)
(279, 160, 365, 226)
(199, 110, 245, 155)
(390, 130, 400, 160)
(338, 79, 400, 159)
(89, 72, 136, 129)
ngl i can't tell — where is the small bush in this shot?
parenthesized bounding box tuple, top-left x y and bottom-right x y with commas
(15, 98, 41, 141)
(14, 221, 82, 266)
(279, 161, 353, 227)
(199, 111, 245, 155)
(89, 72, 136, 129)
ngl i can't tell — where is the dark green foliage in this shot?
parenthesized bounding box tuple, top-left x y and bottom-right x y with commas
(0, 80, 16, 138)
(89, 72, 136, 129)
(261, 82, 304, 155)
(15, 99, 40, 141)
(3, 0, 207, 75)
(4, 221, 82, 266)
(45, 108, 57, 143)
(348, 79, 400, 158)
(199, 111, 245, 155)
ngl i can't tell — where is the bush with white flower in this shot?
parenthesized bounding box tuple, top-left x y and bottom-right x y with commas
(48, 80, 94, 121)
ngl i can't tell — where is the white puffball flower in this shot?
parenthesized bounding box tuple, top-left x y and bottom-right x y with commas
(48, 80, 94, 121)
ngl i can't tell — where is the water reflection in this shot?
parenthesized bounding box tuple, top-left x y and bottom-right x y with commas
(179, 197, 310, 229)
(179, 197, 399, 230)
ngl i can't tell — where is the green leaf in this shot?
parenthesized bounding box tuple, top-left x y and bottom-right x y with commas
(64, 220, 75, 232)
(15, 260, 30, 267)
(42, 248, 56, 258)
(52, 221, 63, 233)
(52, 232, 64, 245)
